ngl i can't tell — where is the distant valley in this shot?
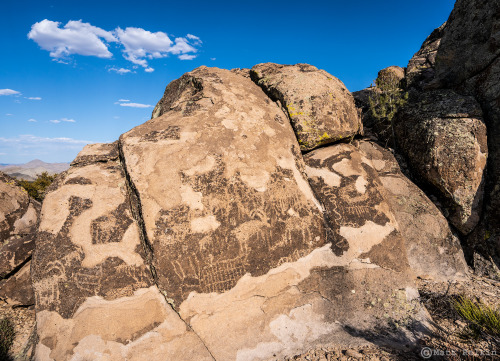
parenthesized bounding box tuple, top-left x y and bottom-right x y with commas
(0, 159, 70, 181)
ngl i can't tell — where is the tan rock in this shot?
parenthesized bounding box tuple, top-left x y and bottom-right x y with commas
(32, 142, 212, 361)
(250, 63, 361, 151)
(356, 140, 469, 281)
(123, 66, 327, 307)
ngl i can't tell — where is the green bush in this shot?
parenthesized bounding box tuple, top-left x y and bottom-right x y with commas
(0, 317, 15, 360)
(17, 171, 57, 202)
(368, 74, 408, 146)
(453, 295, 500, 340)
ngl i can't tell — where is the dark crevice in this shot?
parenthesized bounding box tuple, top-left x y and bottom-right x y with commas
(117, 138, 217, 361)
(0, 254, 31, 282)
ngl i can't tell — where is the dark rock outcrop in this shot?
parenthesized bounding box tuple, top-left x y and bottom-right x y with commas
(394, 89, 488, 235)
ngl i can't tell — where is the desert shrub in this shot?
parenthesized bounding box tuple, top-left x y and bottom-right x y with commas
(453, 295, 500, 341)
(17, 171, 56, 202)
(368, 73, 408, 146)
(0, 317, 15, 360)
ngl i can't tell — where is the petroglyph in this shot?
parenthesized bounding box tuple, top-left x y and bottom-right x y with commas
(33, 143, 154, 319)
(121, 67, 327, 306)
(304, 144, 410, 272)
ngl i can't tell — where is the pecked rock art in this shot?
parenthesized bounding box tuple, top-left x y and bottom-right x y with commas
(32, 142, 213, 361)
(303, 143, 410, 273)
(121, 66, 327, 307)
(250, 63, 362, 151)
(356, 140, 469, 281)
(34, 66, 435, 361)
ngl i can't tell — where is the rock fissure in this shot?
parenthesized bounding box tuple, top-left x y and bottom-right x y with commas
(117, 139, 218, 361)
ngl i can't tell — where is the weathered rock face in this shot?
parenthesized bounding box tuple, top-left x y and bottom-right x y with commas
(429, 0, 500, 275)
(394, 89, 488, 235)
(32, 142, 213, 361)
(32, 66, 436, 361)
(250, 63, 361, 151)
(122, 66, 328, 307)
(303, 143, 411, 273)
(0, 171, 39, 306)
(356, 140, 468, 280)
(405, 22, 446, 90)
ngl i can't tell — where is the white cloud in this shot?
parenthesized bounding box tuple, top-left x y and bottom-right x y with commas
(28, 19, 116, 59)
(49, 117, 76, 123)
(28, 118, 37, 122)
(178, 54, 196, 60)
(210, 57, 216, 61)
(119, 102, 152, 108)
(6, 114, 13, 116)
(118, 99, 130, 102)
(109, 67, 133, 74)
(0, 89, 21, 96)
(145, 67, 154, 72)
(28, 19, 202, 68)
(187, 34, 202, 44)
(26, 97, 42, 100)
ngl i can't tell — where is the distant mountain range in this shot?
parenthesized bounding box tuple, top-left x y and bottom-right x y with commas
(0, 159, 70, 181)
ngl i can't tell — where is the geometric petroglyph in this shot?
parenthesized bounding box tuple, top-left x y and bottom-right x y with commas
(200, 257, 247, 293)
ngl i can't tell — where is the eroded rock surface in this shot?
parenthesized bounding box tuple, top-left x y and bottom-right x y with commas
(0, 171, 39, 306)
(394, 89, 487, 235)
(356, 140, 468, 281)
(430, 0, 500, 276)
(250, 63, 361, 151)
(32, 142, 213, 361)
(122, 66, 327, 307)
(405, 22, 446, 90)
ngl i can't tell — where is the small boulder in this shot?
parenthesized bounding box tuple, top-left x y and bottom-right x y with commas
(250, 63, 362, 151)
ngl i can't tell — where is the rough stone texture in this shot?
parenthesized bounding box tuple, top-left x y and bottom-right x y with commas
(250, 63, 361, 151)
(0, 261, 34, 306)
(356, 140, 469, 281)
(32, 142, 213, 361)
(405, 22, 447, 90)
(0, 171, 40, 306)
(123, 66, 328, 307)
(429, 0, 500, 276)
(118, 66, 429, 360)
(394, 89, 488, 235)
(303, 143, 411, 274)
(377, 66, 405, 87)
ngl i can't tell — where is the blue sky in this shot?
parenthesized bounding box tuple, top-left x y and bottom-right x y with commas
(0, 0, 455, 164)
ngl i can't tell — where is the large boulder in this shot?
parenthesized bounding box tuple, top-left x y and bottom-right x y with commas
(250, 63, 362, 151)
(32, 142, 213, 361)
(356, 140, 468, 280)
(33, 66, 432, 361)
(394, 89, 488, 235)
(0, 172, 40, 306)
